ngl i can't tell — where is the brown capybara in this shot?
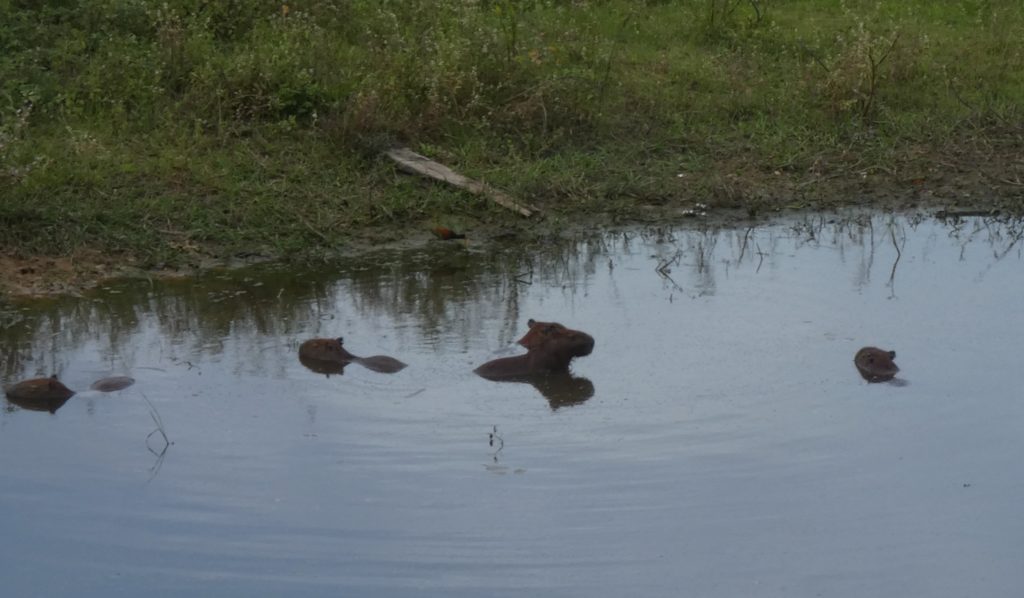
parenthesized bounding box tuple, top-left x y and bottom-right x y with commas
(298, 351, 350, 376)
(474, 319, 595, 380)
(854, 347, 900, 382)
(4, 375, 76, 413)
(298, 337, 407, 375)
(90, 376, 135, 392)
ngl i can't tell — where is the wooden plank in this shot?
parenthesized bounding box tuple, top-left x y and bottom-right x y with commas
(386, 147, 537, 218)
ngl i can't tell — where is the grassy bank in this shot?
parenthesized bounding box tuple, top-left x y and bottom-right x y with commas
(1, 0, 1022, 268)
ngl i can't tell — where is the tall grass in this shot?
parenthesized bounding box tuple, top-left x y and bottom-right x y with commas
(1, 0, 1021, 262)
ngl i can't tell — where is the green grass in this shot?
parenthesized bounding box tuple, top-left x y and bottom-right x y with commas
(1, 0, 1022, 265)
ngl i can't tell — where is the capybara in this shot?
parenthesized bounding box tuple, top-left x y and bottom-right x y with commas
(298, 337, 407, 374)
(4, 375, 76, 413)
(854, 347, 900, 382)
(474, 319, 595, 380)
(90, 376, 135, 392)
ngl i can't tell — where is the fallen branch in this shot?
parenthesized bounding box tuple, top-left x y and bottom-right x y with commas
(386, 147, 538, 217)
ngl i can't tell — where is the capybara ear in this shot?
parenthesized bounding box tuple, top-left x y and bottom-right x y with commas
(337, 337, 344, 345)
(888, 351, 896, 359)
(518, 321, 544, 348)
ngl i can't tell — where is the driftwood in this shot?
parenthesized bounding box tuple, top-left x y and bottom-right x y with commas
(386, 147, 537, 217)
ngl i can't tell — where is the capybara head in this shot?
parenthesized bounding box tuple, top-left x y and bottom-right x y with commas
(854, 347, 900, 382)
(298, 337, 356, 364)
(517, 319, 595, 358)
(474, 319, 595, 380)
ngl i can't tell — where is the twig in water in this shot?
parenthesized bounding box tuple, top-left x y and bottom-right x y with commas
(654, 249, 686, 294)
(140, 393, 172, 482)
(488, 425, 505, 463)
(142, 393, 172, 457)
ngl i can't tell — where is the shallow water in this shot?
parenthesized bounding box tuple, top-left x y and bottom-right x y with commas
(2, 213, 1022, 597)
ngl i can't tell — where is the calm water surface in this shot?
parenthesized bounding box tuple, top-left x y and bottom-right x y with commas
(1, 214, 1022, 597)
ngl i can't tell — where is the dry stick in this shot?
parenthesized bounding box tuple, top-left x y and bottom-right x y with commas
(598, 13, 632, 110)
(296, 212, 332, 243)
(799, 40, 831, 74)
(748, 0, 764, 24)
(385, 147, 537, 218)
(655, 251, 686, 294)
(489, 425, 505, 463)
(141, 393, 171, 457)
(862, 32, 901, 118)
(139, 392, 172, 483)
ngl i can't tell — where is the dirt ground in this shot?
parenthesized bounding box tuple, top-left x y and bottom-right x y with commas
(0, 252, 135, 298)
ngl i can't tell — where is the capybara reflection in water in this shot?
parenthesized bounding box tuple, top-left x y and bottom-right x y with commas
(474, 319, 595, 380)
(854, 347, 900, 382)
(298, 337, 407, 375)
(90, 376, 135, 392)
(4, 375, 76, 413)
(493, 371, 595, 410)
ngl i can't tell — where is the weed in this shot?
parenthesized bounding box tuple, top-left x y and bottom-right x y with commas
(0, 0, 1021, 267)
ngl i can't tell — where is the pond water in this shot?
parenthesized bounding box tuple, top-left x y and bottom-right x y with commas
(1, 213, 1022, 597)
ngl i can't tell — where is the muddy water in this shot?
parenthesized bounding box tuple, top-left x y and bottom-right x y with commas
(1, 214, 1022, 597)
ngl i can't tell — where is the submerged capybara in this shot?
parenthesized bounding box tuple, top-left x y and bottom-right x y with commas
(474, 319, 595, 380)
(90, 376, 135, 392)
(298, 337, 407, 374)
(4, 375, 76, 413)
(299, 337, 357, 363)
(854, 347, 900, 382)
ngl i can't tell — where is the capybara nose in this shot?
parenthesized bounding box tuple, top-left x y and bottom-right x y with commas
(577, 333, 595, 356)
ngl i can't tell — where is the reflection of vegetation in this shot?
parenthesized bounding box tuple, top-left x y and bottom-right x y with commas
(0, 216, 1021, 380)
(944, 215, 1024, 262)
(0, 238, 605, 377)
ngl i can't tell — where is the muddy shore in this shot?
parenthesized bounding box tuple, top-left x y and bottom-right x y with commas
(1, 168, 1019, 299)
